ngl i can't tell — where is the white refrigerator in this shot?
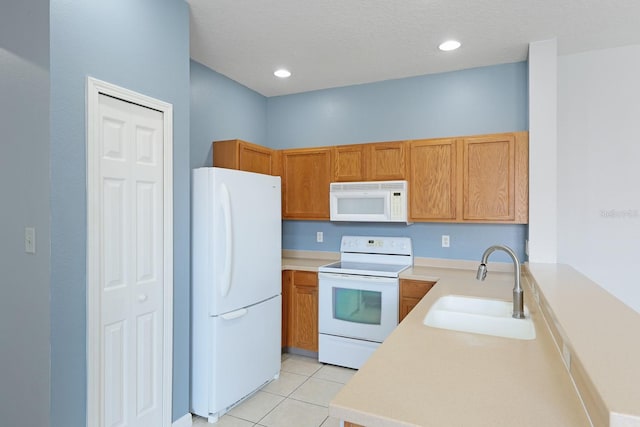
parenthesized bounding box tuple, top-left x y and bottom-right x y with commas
(191, 167, 282, 423)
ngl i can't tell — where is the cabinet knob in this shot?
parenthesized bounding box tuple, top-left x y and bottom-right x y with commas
(138, 294, 148, 302)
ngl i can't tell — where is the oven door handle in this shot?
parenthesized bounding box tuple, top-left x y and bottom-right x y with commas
(318, 272, 398, 283)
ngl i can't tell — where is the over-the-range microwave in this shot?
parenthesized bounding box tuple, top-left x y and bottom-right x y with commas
(329, 180, 410, 223)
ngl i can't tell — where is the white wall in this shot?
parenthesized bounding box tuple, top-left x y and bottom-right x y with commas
(528, 39, 558, 263)
(557, 44, 640, 313)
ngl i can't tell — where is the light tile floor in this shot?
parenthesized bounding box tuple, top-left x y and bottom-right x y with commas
(193, 354, 356, 427)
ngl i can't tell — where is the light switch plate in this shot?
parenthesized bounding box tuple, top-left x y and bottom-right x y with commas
(316, 231, 323, 243)
(25, 227, 36, 254)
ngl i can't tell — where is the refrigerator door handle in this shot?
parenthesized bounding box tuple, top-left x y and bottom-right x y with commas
(220, 183, 233, 297)
(220, 308, 248, 320)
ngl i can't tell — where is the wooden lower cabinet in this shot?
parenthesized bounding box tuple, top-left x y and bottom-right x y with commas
(399, 279, 436, 322)
(282, 270, 318, 352)
(344, 423, 365, 427)
(281, 271, 291, 348)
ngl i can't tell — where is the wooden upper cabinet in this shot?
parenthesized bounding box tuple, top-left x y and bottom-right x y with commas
(333, 141, 406, 182)
(462, 132, 528, 223)
(281, 147, 333, 220)
(409, 138, 459, 221)
(368, 141, 406, 180)
(409, 132, 528, 224)
(333, 144, 367, 182)
(213, 139, 274, 175)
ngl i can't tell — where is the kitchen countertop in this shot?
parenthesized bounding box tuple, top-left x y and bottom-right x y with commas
(329, 266, 590, 427)
(282, 252, 640, 426)
(282, 250, 338, 272)
(527, 264, 640, 427)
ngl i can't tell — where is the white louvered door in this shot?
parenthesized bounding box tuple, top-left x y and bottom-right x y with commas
(97, 93, 164, 427)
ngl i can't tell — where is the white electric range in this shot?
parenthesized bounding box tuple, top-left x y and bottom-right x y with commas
(318, 236, 413, 369)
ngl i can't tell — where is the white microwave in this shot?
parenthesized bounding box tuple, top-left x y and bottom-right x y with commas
(329, 180, 410, 223)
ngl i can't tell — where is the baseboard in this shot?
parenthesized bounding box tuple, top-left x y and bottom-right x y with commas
(284, 347, 318, 359)
(172, 412, 193, 427)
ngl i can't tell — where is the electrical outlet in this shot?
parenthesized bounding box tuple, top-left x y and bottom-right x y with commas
(25, 227, 36, 254)
(316, 231, 323, 243)
(441, 235, 450, 248)
(562, 342, 571, 370)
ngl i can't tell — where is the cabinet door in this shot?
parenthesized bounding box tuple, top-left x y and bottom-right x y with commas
(281, 148, 332, 220)
(291, 271, 318, 352)
(368, 141, 406, 180)
(409, 138, 459, 221)
(213, 139, 273, 175)
(333, 144, 367, 182)
(463, 134, 517, 221)
(399, 279, 435, 322)
(238, 142, 273, 175)
(462, 132, 528, 223)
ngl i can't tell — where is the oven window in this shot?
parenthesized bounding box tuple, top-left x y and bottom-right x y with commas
(332, 287, 382, 325)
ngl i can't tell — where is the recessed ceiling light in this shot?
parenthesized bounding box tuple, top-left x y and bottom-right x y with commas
(439, 40, 461, 52)
(274, 69, 291, 78)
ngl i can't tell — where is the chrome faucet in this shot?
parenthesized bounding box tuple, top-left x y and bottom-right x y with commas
(476, 245, 525, 319)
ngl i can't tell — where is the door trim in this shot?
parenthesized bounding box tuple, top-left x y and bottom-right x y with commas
(86, 77, 174, 426)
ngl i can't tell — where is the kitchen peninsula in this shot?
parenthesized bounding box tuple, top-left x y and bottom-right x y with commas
(283, 251, 640, 427)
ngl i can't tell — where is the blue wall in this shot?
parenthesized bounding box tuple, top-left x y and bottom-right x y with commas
(0, 1, 51, 425)
(266, 62, 529, 262)
(284, 222, 527, 263)
(267, 62, 528, 148)
(191, 60, 268, 168)
(50, 0, 190, 424)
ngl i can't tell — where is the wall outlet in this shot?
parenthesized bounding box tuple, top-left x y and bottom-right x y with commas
(562, 342, 571, 370)
(441, 235, 450, 248)
(25, 227, 36, 254)
(316, 231, 323, 243)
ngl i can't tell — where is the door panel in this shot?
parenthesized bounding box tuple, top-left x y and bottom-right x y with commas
(98, 94, 164, 426)
(104, 320, 126, 427)
(103, 178, 127, 288)
(136, 312, 156, 416)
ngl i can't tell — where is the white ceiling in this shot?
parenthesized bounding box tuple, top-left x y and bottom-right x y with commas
(187, 0, 640, 97)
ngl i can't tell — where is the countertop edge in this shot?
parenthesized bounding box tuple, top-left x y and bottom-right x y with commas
(526, 263, 640, 426)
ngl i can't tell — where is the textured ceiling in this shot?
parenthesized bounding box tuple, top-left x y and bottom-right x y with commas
(187, 0, 640, 97)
